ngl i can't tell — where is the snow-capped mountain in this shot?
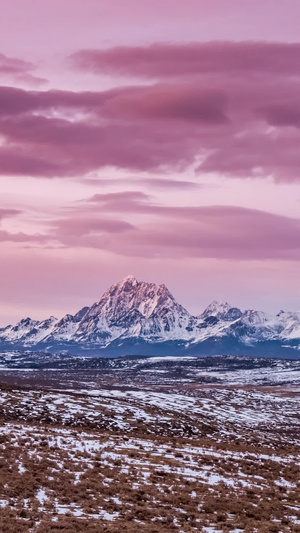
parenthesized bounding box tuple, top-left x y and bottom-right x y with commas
(0, 276, 300, 357)
(202, 300, 232, 318)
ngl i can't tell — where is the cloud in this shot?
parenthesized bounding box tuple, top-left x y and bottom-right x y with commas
(0, 107, 209, 176)
(70, 41, 300, 79)
(0, 206, 46, 244)
(0, 84, 228, 124)
(42, 193, 300, 261)
(257, 104, 300, 128)
(3, 190, 299, 261)
(83, 177, 201, 190)
(87, 191, 151, 209)
(46, 210, 139, 251)
(0, 230, 45, 243)
(53, 217, 136, 237)
(0, 146, 62, 177)
(0, 53, 47, 86)
(1, 40, 300, 181)
(125, 212, 300, 260)
(0, 208, 21, 220)
(100, 85, 229, 123)
(138, 178, 201, 190)
(199, 129, 300, 182)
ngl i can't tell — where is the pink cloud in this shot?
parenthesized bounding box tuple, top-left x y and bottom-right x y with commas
(38, 194, 300, 261)
(70, 42, 300, 79)
(0, 54, 35, 75)
(0, 84, 228, 124)
(101, 85, 229, 123)
(53, 217, 136, 237)
(0, 110, 207, 176)
(0, 208, 21, 220)
(0, 53, 47, 86)
(7, 192, 299, 262)
(199, 130, 300, 182)
(0, 230, 45, 243)
(1, 42, 300, 182)
(137, 178, 200, 190)
(0, 146, 61, 176)
(257, 104, 300, 128)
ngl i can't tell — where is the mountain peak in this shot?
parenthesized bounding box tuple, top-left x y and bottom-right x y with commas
(121, 275, 138, 283)
(202, 300, 232, 317)
(110, 275, 139, 291)
(80, 276, 190, 337)
(123, 274, 137, 281)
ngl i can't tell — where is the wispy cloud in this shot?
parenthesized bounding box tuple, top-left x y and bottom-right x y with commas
(0, 53, 47, 86)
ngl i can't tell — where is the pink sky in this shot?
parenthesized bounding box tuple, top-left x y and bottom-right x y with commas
(1, 0, 300, 325)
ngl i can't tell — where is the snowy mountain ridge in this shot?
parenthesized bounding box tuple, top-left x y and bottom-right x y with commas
(0, 276, 300, 357)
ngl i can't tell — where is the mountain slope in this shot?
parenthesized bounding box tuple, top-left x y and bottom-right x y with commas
(0, 276, 299, 357)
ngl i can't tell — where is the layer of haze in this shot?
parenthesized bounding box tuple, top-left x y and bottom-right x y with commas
(0, 0, 300, 325)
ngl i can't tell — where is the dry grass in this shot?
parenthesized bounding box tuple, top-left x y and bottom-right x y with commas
(0, 382, 300, 532)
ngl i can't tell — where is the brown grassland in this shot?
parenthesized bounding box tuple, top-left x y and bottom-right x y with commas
(0, 373, 299, 532)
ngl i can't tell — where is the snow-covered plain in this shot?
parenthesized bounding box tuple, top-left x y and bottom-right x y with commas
(0, 354, 300, 531)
